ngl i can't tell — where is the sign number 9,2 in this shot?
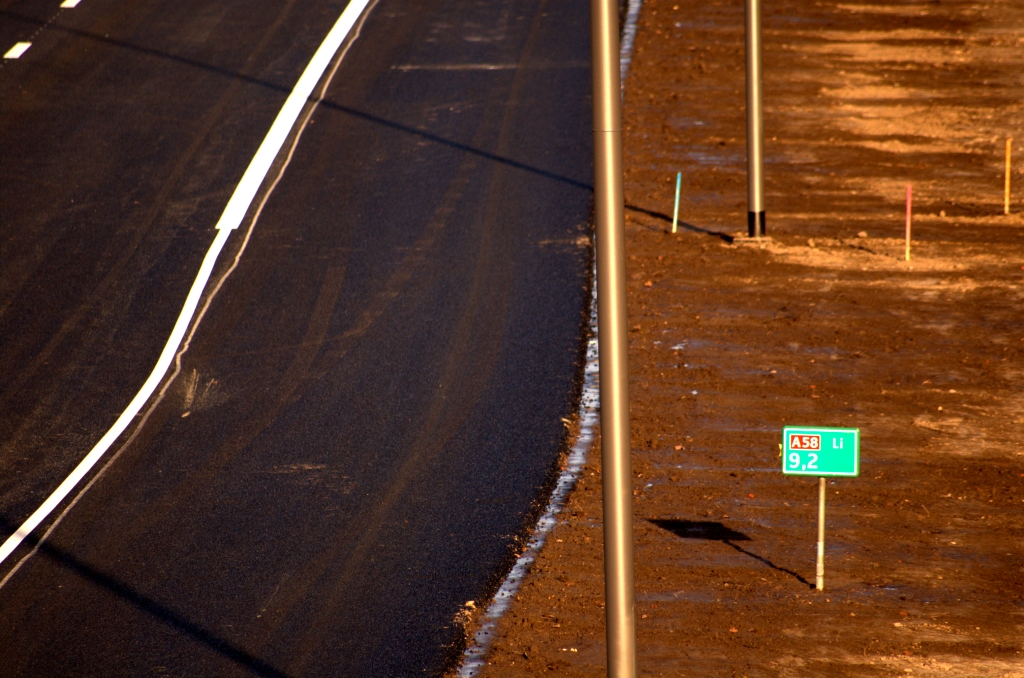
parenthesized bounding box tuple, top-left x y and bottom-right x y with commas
(788, 451, 818, 471)
(788, 434, 820, 472)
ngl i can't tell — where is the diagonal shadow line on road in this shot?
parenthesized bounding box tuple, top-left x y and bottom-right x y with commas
(650, 519, 811, 587)
(326, 102, 593, 191)
(5, 9, 729, 234)
(0, 518, 291, 678)
(1, 9, 593, 192)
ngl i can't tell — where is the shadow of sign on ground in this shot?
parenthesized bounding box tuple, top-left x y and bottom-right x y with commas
(650, 519, 811, 587)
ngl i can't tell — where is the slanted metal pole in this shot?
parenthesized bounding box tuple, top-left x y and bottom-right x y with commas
(816, 477, 826, 591)
(745, 0, 765, 237)
(590, 0, 636, 675)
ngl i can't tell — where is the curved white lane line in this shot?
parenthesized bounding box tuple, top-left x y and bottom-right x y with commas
(214, 0, 373, 230)
(0, 0, 375, 571)
(0, 229, 231, 568)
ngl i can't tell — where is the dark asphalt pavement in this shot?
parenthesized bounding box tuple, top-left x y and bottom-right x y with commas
(0, 0, 593, 674)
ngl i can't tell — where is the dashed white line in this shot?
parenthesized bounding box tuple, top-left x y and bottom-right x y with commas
(0, 0, 376, 572)
(60, 0, 81, 7)
(4, 42, 31, 59)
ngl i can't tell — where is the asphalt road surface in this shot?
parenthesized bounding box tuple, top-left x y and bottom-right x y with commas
(0, 0, 593, 674)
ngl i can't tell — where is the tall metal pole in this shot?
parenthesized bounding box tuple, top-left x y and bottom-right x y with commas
(590, 0, 636, 675)
(745, 0, 765, 238)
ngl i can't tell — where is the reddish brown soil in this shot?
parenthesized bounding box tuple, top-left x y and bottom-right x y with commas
(465, 0, 1024, 676)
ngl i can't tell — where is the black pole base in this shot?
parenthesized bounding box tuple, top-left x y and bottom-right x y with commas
(747, 211, 766, 238)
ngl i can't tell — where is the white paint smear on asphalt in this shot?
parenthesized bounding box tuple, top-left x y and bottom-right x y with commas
(0, 0, 376, 574)
(0, 229, 230, 571)
(456, 1, 643, 672)
(4, 43, 31, 59)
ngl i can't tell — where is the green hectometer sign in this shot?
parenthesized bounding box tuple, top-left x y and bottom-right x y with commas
(782, 426, 860, 477)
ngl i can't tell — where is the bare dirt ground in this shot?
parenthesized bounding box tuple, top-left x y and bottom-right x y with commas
(463, 0, 1024, 675)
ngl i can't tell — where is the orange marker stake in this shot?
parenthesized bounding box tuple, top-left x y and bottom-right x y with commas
(905, 184, 912, 262)
(1005, 138, 1012, 215)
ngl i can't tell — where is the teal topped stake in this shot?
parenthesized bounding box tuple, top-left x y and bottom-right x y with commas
(782, 426, 859, 477)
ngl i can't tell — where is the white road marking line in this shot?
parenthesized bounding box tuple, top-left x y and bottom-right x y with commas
(214, 0, 372, 231)
(0, 229, 230, 570)
(0, 0, 376, 572)
(60, 0, 81, 7)
(4, 42, 31, 59)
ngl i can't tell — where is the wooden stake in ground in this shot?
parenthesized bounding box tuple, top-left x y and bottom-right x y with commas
(816, 477, 826, 591)
(782, 427, 859, 592)
(1005, 138, 1012, 215)
(905, 184, 912, 262)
